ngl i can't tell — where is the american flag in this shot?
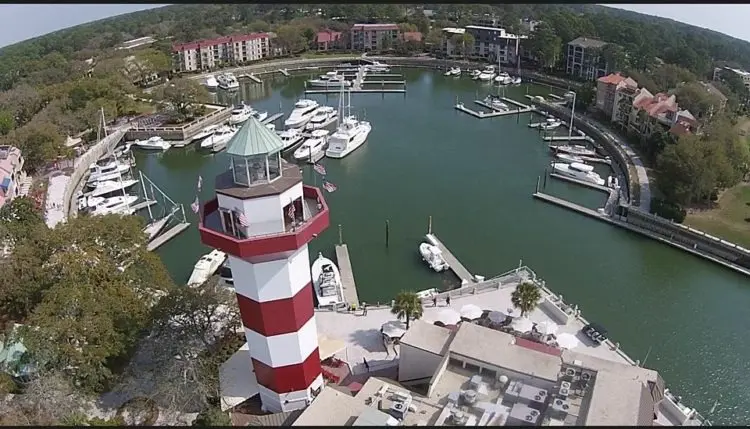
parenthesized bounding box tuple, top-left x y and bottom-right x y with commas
(288, 203, 296, 220)
(324, 181, 337, 193)
(197, 175, 203, 192)
(190, 196, 200, 214)
(313, 163, 327, 176)
(237, 211, 249, 227)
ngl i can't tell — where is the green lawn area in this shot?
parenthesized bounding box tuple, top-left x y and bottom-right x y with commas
(684, 183, 750, 248)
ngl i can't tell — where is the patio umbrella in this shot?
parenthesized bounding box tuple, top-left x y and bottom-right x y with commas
(347, 381, 364, 395)
(536, 321, 559, 336)
(381, 320, 407, 339)
(510, 317, 534, 333)
(556, 333, 580, 350)
(460, 304, 483, 320)
(437, 308, 461, 325)
(505, 307, 522, 318)
(488, 311, 507, 324)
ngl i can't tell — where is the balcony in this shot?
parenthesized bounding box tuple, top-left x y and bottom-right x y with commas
(199, 185, 330, 258)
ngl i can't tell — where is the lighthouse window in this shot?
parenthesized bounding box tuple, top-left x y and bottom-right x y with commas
(231, 156, 249, 186)
(267, 153, 281, 181)
(248, 156, 267, 184)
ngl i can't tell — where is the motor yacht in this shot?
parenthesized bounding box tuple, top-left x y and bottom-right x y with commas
(478, 71, 496, 81)
(555, 153, 585, 164)
(444, 67, 461, 77)
(494, 72, 513, 85)
(552, 162, 606, 186)
(217, 72, 240, 90)
(277, 128, 305, 152)
(416, 288, 439, 299)
(187, 250, 227, 287)
(134, 136, 171, 151)
(311, 253, 345, 308)
(87, 158, 131, 183)
(325, 116, 371, 159)
(419, 242, 449, 272)
(85, 178, 139, 197)
(293, 130, 328, 162)
(88, 195, 139, 216)
(284, 99, 320, 129)
(307, 71, 351, 88)
(202, 126, 238, 153)
(190, 124, 220, 143)
(365, 61, 390, 73)
(252, 110, 268, 123)
(549, 144, 598, 157)
(113, 142, 133, 158)
(483, 95, 509, 111)
(229, 103, 254, 125)
(203, 74, 219, 89)
(540, 118, 563, 131)
(305, 106, 338, 130)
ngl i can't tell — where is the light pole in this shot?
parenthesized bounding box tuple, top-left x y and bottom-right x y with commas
(568, 91, 577, 142)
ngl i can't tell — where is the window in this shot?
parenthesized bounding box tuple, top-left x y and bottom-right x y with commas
(268, 153, 281, 180)
(232, 156, 249, 186)
(248, 155, 268, 184)
(220, 209, 238, 237)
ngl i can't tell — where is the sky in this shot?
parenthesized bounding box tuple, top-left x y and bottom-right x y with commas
(1, 4, 750, 48)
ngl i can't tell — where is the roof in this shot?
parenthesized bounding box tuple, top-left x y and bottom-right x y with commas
(351, 23, 399, 31)
(448, 323, 561, 381)
(219, 342, 260, 411)
(568, 37, 608, 49)
(352, 407, 398, 426)
(584, 371, 652, 426)
(598, 73, 626, 85)
(442, 27, 466, 35)
(292, 387, 366, 426)
(399, 320, 453, 355)
(317, 29, 342, 43)
(226, 116, 284, 157)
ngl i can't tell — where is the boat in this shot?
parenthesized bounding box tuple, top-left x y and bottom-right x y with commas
(549, 144, 598, 157)
(555, 153, 585, 164)
(293, 130, 328, 162)
(217, 72, 240, 90)
(88, 195, 139, 216)
(307, 71, 351, 88)
(325, 83, 371, 159)
(305, 106, 338, 130)
(86, 158, 131, 183)
(512, 76, 522, 85)
(419, 242, 449, 272)
(540, 118, 563, 131)
(134, 136, 171, 151)
(143, 211, 173, 241)
(253, 110, 268, 123)
(201, 125, 237, 152)
(229, 103, 254, 125)
(470, 70, 482, 79)
(483, 95, 509, 111)
(277, 128, 305, 152)
(365, 61, 390, 73)
(85, 178, 139, 197)
(203, 74, 219, 89)
(218, 260, 233, 285)
(444, 67, 461, 77)
(416, 288, 439, 299)
(552, 162, 606, 186)
(190, 124, 220, 142)
(284, 99, 320, 129)
(187, 249, 227, 287)
(478, 71, 495, 81)
(494, 72, 513, 85)
(310, 253, 345, 308)
(113, 142, 133, 158)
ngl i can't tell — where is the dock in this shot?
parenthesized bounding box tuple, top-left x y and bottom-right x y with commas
(335, 244, 360, 307)
(425, 233, 475, 285)
(147, 222, 191, 251)
(456, 103, 516, 118)
(548, 94, 564, 100)
(239, 73, 262, 84)
(547, 172, 621, 215)
(304, 88, 406, 94)
(278, 69, 290, 77)
(132, 199, 158, 211)
(532, 192, 605, 219)
(261, 112, 284, 125)
(543, 135, 592, 142)
(361, 80, 407, 85)
(501, 97, 532, 110)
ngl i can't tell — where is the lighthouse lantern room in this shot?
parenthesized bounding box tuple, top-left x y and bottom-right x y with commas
(198, 116, 330, 412)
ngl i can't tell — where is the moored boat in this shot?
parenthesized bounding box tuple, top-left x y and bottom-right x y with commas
(419, 242, 449, 272)
(187, 249, 227, 286)
(552, 162, 606, 186)
(85, 178, 139, 197)
(311, 252, 345, 308)
(293, 130, 328, 162)
(549, 144, 598, 157)
(134, 136, 171, 151)
(285, 99, 320, 129)
(88, 194, 139, 216)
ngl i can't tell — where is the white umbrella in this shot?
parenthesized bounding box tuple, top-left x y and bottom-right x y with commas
(556, 333, 580, 350)
(460, 304, 483, 320)
(505, 307, 522, 318)
(381, 320, 407, 339)
(536, 321, 559, 336)
(488, 311, 507, 324)
(437, 308, 461, 325)
(510, 317, 534, 333)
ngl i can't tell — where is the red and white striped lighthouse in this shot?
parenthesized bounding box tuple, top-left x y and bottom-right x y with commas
(198, 117, 329, 412)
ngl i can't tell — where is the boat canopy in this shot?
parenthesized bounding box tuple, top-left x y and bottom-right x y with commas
(569, 162, 595, 173)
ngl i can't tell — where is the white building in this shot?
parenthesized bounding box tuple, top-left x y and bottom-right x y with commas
(722, 66, 750, 90)
(442, 25, 526, 65)
(172, 33, 271, 72)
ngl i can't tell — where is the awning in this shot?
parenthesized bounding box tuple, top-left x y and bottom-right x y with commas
(219, 343, 259, 411)
(319, 334, 347, 361)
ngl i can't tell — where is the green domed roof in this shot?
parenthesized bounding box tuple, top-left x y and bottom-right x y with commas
(226, 115, 284, 157)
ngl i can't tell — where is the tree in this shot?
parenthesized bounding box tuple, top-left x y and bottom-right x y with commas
(135, 48, 172, 80)
(2, 121, 67, 172)
(0, 109, 13, 135)
(0, 84, 46, 128)
(601, 44, 628, 73)
(528, 23, 561, 71)
(0, 369, 80, 425)
(193, 406, 231, 426)
(160, 78, 209, 120)
(390, 291, 423, 329)
(511, 282, 542, 317)
(673, 82, 724, 119)
(275, 24, 306, 54)
(0, 196, 45, 246)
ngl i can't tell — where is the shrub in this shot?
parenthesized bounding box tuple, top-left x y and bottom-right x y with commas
(193, 407, 231, 426)
(650, 198, 687, 223)
(0, 373, 19, 394)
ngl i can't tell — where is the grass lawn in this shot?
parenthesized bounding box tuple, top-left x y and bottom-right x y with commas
(684, 183, 750, 248)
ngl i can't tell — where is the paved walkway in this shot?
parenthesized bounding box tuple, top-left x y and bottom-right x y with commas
(45, 174, 70, 228)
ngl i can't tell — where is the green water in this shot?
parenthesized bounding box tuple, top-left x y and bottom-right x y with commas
(133, 69, 748, 424)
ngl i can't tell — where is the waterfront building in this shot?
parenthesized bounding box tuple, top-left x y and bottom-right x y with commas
(172, 33, 271, 72)
(565, 37, 609, 81)
(442, 26, 525, 65)
(596, 73, 638, 121)
(350, 24, 400, 52)
(0, 145, 25, 210)
(315, 29, 343, 51)
(198, 117, 330, 412)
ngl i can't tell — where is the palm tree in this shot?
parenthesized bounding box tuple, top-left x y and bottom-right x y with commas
(511, 282, 542, 317)
(390, 291, 423, 329)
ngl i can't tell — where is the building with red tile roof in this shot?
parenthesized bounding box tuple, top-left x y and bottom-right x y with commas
(316, 29, 343, 51)
(596, 73, 638, 120)
(172, 33, 271, 72)
(350, 23, 400, 51)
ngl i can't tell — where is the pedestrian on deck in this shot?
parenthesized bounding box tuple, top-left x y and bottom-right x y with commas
(446, 295, 451, 306)
(433, 296, 438, 307)
(363, 357, 370, 372)
(362, 302, 368, 316)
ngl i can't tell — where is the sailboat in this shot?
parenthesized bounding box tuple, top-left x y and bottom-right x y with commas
(143, 208, 176, 241)
(325, 80, 372, 159)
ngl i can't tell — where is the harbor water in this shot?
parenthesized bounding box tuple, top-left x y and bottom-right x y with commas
(133, 68, 749, 424)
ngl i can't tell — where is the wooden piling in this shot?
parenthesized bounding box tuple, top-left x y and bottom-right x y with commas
(428, 215, 433, 234)
(536, 176, 541, 193)
(385, 220, 390, 247)
(338, 224, 343, 245)
(543, 170, 548, 189)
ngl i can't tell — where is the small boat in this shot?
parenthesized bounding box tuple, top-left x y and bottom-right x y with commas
(552, 162, 606, 186)
(218, 260, 233, 285)
(365, 61, 390, 73)
(85, 178, 139, 197)
(201, 126, 237, 152)
(550, 144, 598, 157)
(143, 211, 173, 241)
(307, 77, 351, 88)
(113, 142, 133, 158)
(285, 99, 320, 129)
(494, 72, 513, 85)
(416, 288, 439, 299)
(203, 74, 219, 89)
(217, 72, 240, 90)
(444, 67, 461, 77)
(470, 70, 482, 79)
(88, 195, 139, 216)
(512, 76, 522, 85)
(187, 249, 227, 286)
(540, 118, 563, 131)
(253, 110, 268, 123)
(419, 242, 449, 272)
(134, 136, 171, 151)
(555, 153, 585, 164)
(277, 128, 305, 152)
(229, 103, 253, 125)
(305, 107, 338, 131)
(311, 253, 345, 308)
(478, 71, 495, 81)
(293, 130, 328, 162)
(483, 95, 508, 111)
(190, 124, 220, 142)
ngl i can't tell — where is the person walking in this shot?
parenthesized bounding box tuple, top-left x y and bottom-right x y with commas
(446, 295, 451, 306)
(433, 296, 438, 307)
(363, 357, 370, 372)
(362, 302, 368, 316)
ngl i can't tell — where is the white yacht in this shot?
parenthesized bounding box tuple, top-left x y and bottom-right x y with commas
(202, 126, 238, 153)
(311, 253, 345, 308)
(307, 71, 351, 88)
(550, 144, 598, 157)
(217, 72, 240, 90)
(494, 72, 513, 85)
(416, 288, 439, 299)
(284, 99, 320, 129)
(365, 61, 390, 73)
(326, 117, 371, 159)
(540, 118, 563, 131)
(203, 74, 219, 89)
(470, 70, 482, 79)
(305, 106, 338, 130)
(444, 67, 461, 77)
(277, 128, 305, 152)
(87, 159, 131, 183)
(478, 71, 495, 81)
(512, 76, 522, 85)
(187, 250, 227, 287)
(419, 242, 449, 272)
(293, 130, 328, 162)
(134, 136, 171, 151)
(253, 110, 268, 123)
(555, 153, 585, 164)
(190, 124, 220, 143)
(85, 178, 139, 197)
(229, 104, 253, 125)
(88, 195, 139, 216)
(483, 95, 509, 111)
(552, 162, 606, 186)
(113, 142, 133, 158)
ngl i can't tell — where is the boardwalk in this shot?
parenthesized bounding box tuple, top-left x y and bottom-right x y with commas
(335, 244, 360, 307)
(425, 233, 475, 285)
(542, 135, 591, 142)
(131, 199, 157, 212)
(147, 222, 190, 251)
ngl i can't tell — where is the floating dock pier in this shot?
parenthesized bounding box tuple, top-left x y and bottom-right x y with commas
(238, 73, 262, 84)
(135, 170, 191, 251)
(131, 200, 158, 211)
(261, 112, 284, 125)
(335, 242, 360, 308)
(278, 69, 290, 77)
(543, 135, 592, 142)
(532, 191, 605, 219)
(425, 233, 476, 285)
(304, 88, 406, 94)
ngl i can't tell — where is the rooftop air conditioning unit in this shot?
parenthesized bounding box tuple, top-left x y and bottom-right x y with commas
(392, 401, 406, 413)
(565, 368, 576, 376)
(555, 399, 564, 406)
(525, 415, 533, 422)
(530, 410, 539, 417)
(561, 381, 572, 390)
(581, 371, 593, 381)
(538, 390, 547, 397)
(560, 388, 570, 396)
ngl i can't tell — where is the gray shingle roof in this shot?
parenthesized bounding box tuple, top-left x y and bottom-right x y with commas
(568, 37, 608, 49)
(226, 116, 284, 157)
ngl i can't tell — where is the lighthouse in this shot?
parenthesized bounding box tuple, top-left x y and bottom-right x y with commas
(198, 116, 329, 412)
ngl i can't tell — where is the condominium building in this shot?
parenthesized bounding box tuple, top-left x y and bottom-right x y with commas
(350, 24, 400, 51)
(442, 26, 526, 65)
(316, 29, 343, 51)
(721, 66, 750, 90)
(172, 33, 270, 72)
(596, 73, 638, 121)
(566, 37, 609, 81)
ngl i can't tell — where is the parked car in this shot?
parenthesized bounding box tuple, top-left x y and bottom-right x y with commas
(582, 323, 608, 346)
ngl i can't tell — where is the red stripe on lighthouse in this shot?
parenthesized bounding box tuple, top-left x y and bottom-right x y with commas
(236, 283, 315, 337)
(252, 348, 321, 393)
